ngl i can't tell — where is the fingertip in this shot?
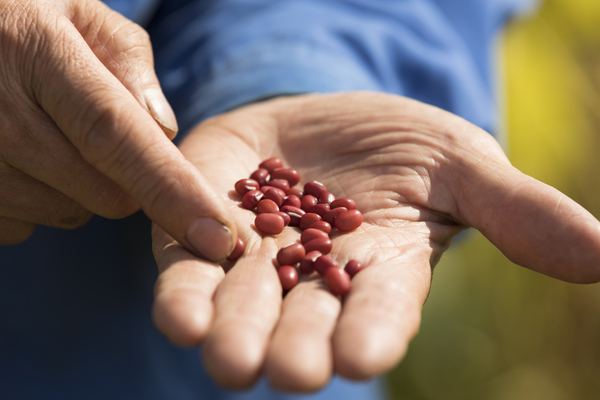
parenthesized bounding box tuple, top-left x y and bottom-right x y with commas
(202, 323, 264, 389)
(152, 289, 213, 347)
(266, 336, 332, 393)
(333, 322, 410, 381)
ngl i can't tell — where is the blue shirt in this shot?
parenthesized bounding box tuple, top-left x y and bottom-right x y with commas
(0, 1, 536, 399)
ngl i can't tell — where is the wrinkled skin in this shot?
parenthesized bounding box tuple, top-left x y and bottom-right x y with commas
(152, 92, 600, 392)
(0, 0, 235, 260)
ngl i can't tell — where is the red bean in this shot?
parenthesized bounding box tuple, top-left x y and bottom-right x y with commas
(276, 211, 291, 226)
(226, 237, 245, 261)
(257, 198, 279, 214)
(264, 188, 284, 207)
(260, 186, 286, 199)
(282, 195, 301, 209)
(323, 207, 347, 225)
(304, 237, 332, 255)
(280, 205, 305, 227)
(301, 228, 329, 244)
(307, 203, 330, 216)
(250, 168, 270, 186)
(277, 243, 306, 266)
(344, 260, 363, 278)
(330, 198, 356, 210)
(269, 179, 290, 193)
(304, 181, 327, 198)
(259, 157, 284, 172)
(299, 250, 322, 274)
(314, 255, 338, 275)
(234, 179, 260, 196)
(299, 213, 322, 230)
(335, 209, 363, 232)
(324, 268, 351, 296)
(278, 265, 299, 291)
(271, 168, 300, 187)
(308, 221, 332, 234)
(301, 195, 318, 212)
(319, 191, 335, 204)
(242, 190, 264, 209)
(287, 188, 304, 198)
(255, 213, 285, 235)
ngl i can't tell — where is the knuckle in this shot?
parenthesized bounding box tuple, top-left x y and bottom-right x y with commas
(109, 21, 154, 85)
(76, 99, 135, 168)
(90, 182, 140, 219)
(132, 158, 181, 216)
(87, 7, 153, 62)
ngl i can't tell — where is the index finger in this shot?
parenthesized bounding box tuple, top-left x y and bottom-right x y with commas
(28, 5, 235, 261)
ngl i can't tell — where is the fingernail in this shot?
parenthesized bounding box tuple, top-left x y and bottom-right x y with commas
(186, 218, 234, 262)
(144, 87, 179, 137)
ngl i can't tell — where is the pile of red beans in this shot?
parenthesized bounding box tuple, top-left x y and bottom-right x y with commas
(228, 158, 364, 296)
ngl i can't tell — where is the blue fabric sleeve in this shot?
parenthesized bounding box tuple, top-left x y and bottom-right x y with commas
(144, 0, 538, 136)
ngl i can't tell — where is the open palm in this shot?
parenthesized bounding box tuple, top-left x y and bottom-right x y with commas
(151, 92, 600, 392)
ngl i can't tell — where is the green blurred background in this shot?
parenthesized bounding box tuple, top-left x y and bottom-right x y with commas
(387, 1, 600, 399)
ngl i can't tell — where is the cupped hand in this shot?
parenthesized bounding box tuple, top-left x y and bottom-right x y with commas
(151, 92, 600, 392)
(0, 0, 235, 260)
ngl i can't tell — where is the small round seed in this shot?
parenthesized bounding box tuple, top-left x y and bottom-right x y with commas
(325, 268, 351, 296)
(304, 237, 332, 255)
(250, 168, 270, 186)
(301, 228, 329, 244)
(278, 266, 299, 291)
(301, 195, 318, 212)
(335, 209, 363, 232)
(226, 237, 245, 261)
(314, 255, 338, 275)
(234, 179, 260, 196)
(287, 188, 304, 198)
(307, 203, 330, 217)
(270, 168, 300, 187)
(269, 179, 290, 193)
(344, 260, 364, 278)
(255, 213, 285, 235)
(299, 250, 322, 274)
(323, 207, 347, 225)
(259, 157, 284, 172)
(304, 181, 327, 198)
(277, 243, 306, 266)
(242, 190, 264, 210)
(257, 198, 279, 214)
(282, 195, 301, 209)
(299, 213, 322, 230)
(308, 221, 332, 234)
(264, 188, 284, 207)
(330, 198, 356, 210)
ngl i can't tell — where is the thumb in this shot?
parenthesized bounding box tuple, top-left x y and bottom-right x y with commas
(457, 158, 600, 284)
(61, 0, 178, 138)
(32, 3, 235, 261)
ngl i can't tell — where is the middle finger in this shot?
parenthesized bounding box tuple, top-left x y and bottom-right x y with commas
(265, 276, 341, 392)
(202, 237, 282, 389)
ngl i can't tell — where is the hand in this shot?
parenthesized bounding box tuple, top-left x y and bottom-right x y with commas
(0, 0, 235, 261)
(151, 92, 600, 392)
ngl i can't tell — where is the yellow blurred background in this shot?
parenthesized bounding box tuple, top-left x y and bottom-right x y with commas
(388, 0, 600, 399)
